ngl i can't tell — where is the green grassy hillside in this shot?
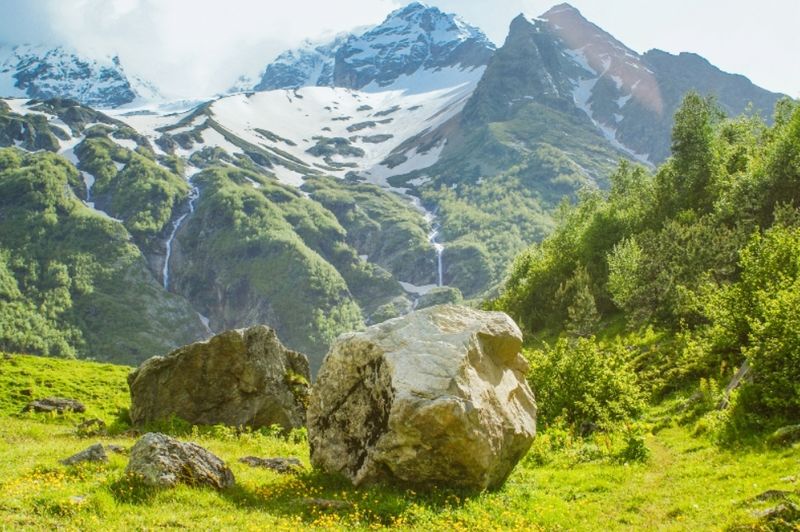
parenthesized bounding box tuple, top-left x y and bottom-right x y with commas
(0, 148, 206, 363)
(1, 353, 798, 530)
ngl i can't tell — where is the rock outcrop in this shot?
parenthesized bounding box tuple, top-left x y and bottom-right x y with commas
(238, 456, 304, 474)
(128, 326, 310, 430)
(24, 397, 85, 414)
(60, 444, 108, 466)
(125, 433, 234, 489)
(308, 304, 537, 490)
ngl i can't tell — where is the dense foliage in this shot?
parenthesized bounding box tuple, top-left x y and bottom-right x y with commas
(0, 148, 204, 363)
(494, 93, 800, 433)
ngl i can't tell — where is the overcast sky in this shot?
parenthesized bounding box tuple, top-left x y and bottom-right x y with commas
(0, 0, 797, 98)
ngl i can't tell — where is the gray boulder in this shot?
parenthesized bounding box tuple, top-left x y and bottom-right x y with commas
(128, 326, 310, 430)
(24, 397, 85, 414)
(125, 433, 234, 489)
(308, 304, 537, 490)
(238, 456, 304, 474)
(61, 443, 108, 466)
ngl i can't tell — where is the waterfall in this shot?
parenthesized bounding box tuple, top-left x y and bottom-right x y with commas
(403, 189, 445, 287)
(429, 224, 445, 287)
(162, 172, 200, 291)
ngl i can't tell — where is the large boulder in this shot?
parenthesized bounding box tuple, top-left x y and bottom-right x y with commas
(126, 433, 234, 489)
(128, 326, 310, 430)
(308, 304, 537, 490)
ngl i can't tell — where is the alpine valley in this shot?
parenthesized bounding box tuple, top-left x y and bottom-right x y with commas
(0, 2, 786, 371)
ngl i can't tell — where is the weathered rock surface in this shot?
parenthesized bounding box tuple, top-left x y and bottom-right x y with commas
(24, 397, 85, 414)
(238, 456, 304, 474)
(128, 326, 310, 430)
(308, 304, 537, 490)
(60, 444, 108, 465)
(125, 433, 234, 489)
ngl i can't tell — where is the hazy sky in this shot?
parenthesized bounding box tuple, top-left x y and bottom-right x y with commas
(0, 0, 797, 98)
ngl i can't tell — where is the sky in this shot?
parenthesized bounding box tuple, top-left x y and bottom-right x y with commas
(0, 0, 797, 98)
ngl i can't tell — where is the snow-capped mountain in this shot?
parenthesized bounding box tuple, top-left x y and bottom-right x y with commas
(0, 44, 158, 108)
(253, 2, 495, 92)
(254, 34, 350, 91)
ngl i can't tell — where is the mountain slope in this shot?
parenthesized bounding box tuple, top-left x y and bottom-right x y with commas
(0, 97, 441, 370)
(254, 35, 349, 91)
(0, 146, 206, 363)
(384, 4, 787, 298)
(537, 3, 784, 163)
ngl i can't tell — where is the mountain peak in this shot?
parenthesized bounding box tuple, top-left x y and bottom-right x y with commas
(333, 5, 494, 89)
(541, 3, 582, 19)
(255, 2, 494, 92)
(392, 1, 434, 17)
(509, 13, 534, 30)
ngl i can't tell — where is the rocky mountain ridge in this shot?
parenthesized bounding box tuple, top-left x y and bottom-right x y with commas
(0, 44, 159, 108)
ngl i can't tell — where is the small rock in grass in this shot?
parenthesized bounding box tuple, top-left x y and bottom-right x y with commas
(125, 433, 234, 490)
(751, 490, 795, 502)
(106, 444, 127, 454)
(754, 502, 800, 523)
(238, 456, 304, 474)
(61, 444, 108, 465)
(302, 498, 353, 511)
(24, 397, 85, 414)
(76, 418, 107, 436)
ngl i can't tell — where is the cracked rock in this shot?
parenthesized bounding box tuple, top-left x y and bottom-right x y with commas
(125, 433, 234, 489)
(308, 304, 537, 490)
(128, 326, 310, 430)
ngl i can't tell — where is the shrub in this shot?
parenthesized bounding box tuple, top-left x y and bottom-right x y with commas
(527, 337, 645, 429)
(715, 224, 800, 419)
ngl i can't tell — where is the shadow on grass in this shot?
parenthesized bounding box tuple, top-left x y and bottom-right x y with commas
(219, 469, 482, 526)
(106, 473, 162, 505)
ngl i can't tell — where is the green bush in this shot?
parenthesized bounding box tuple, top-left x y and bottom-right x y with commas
(527, 337, 645, 430)
(705, 224, 800, 420)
